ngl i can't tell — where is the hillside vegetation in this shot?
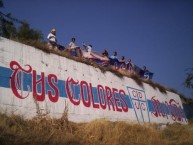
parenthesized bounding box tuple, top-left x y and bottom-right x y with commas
(0, 113, 193, 145)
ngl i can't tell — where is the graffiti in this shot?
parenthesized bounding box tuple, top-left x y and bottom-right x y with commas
(66, 77, 129, 112)
(5, 60, 187, 123)
(151, 96, 188, 123)
(9, 61, 130, 112)
(10, 61, 32, 99)
(0, 38, 189, 124)
(10, 61, 59, 102)
(151, 96, 168, 119)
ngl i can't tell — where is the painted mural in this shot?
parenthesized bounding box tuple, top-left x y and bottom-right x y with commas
(0, 37, 188, 124)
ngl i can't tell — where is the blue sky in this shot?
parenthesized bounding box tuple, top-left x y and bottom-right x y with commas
(2, 0, 193, 98)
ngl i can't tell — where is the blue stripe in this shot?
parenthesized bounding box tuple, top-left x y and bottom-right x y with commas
(147, 100, 154, 112)
(58, 80, 67, 98)
(0, 66, 12, 88)
(0, 66, 186, 118)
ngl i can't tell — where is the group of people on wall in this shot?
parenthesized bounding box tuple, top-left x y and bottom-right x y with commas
(47, 28, 154, 80)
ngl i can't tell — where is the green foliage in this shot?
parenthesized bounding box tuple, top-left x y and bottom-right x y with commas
(0, 1, 20, 38)
(17, 22, 43, 41)
(184, 68, 193, 89)
(0, 13, 17, 38)
(0, 0, 3, 8)
(0, 0, 44, 41)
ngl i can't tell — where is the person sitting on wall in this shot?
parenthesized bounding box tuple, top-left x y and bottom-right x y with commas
(126, 58, 134, 75)
(47, 28, 58, 51)
(109, 51, 119, 67)
(67, 37, 82, 57)
(68, 37, 78, 49)
(143, 66, 150, 79)
(102, 49, 109, 57)
(118, 56, 126, 69)
(143, 66, 149, 73)
(119, 56, 125, 62)
(83, 43, 92, 52)
(139, 66, 149, 79)
(110, 51, 118, 60)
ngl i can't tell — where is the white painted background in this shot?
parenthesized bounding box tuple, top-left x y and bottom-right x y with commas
(0, 37, 187, 124)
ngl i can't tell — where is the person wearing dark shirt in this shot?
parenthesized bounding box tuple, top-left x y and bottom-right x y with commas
(119, 56, 125, 62)
(102, 49, 109, 57)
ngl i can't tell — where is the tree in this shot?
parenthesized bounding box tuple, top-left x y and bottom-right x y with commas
(0, 13, 17, 38)
(17, 22, 43, 41)
(184, 68, 193, 89)
(0, 0, 3, 8)
(0, 0, 22, 38)
(0, 0, 44, 41)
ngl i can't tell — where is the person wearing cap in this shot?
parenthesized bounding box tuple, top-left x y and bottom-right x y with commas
(47, 28, 57, 50)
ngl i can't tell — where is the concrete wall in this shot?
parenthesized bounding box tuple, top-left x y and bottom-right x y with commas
(0, 37, 188, 124)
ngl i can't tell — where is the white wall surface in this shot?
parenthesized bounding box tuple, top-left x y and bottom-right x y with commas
(0, 37, 188, 124)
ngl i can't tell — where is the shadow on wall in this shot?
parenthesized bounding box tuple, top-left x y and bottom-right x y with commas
(183, 104, 193, 119)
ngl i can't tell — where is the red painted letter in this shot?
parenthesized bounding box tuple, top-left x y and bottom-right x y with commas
(48, 74, 59, 103)
(89, 83, 99, 109)
(97, 85, 106, 110)
(80, 81, 91, 107)
(33, 70, 45, 101)
(105, 86, 115, 111)
(112, 88, 122, 112)
(66, 77, 80, 106)
(119, 90, 128, 112)
(10, 61, 32, 99)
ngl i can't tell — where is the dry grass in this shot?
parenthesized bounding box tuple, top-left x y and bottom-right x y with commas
(77, 120, 163, 145)
(0, 113, 193, 145)
(0, 113, 79, 145)
(129, 73, 144, 87)
(161, 123, 193, 145)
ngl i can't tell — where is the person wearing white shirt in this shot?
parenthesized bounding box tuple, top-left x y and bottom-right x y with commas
(82, 43, 92, 52)
(68, 38, 82, 57)
(47, 28, 57, 50)
(68, 37, 78, 49)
